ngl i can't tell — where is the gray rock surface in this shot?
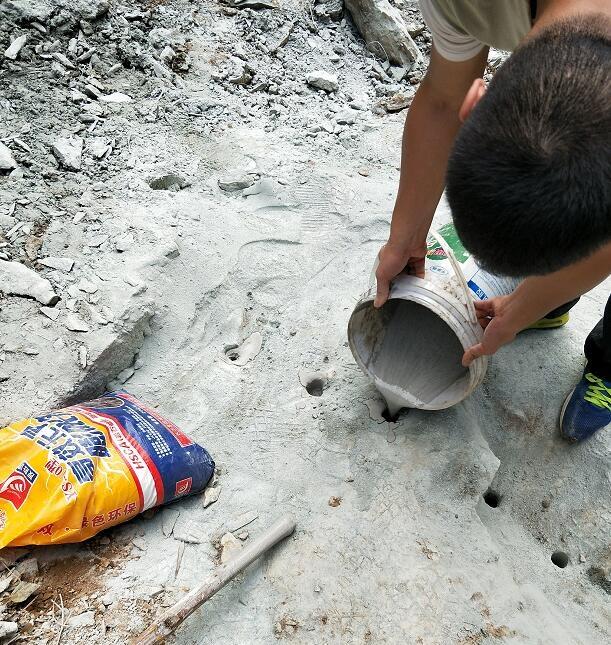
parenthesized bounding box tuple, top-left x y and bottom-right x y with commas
(345, 0, 421, 66)
(52, 137, 84, 171)
(0, 260, 59, 305)
(0, 143, 16, 171)
(306, 70, 339, 92)
(0, 2, 607, 644)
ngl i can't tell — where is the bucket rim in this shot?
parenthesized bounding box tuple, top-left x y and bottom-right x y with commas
(347, 276, 488, 410)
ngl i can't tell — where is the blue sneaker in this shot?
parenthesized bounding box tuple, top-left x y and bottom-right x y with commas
(560, 370, 611, 442)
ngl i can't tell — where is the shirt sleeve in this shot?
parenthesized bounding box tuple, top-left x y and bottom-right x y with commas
(419, 0, 486, 62)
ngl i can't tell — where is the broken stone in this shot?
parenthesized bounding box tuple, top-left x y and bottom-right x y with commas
(389, 65, 408, 82)
(78, 278, 98, 294)
(237, 531, 249, 540)
(219, 532, 242, 564)
(306, 71, 338, 92)
(0, 260, 59, 305)
(314, 0, 343, 21)
(9, 581, 39, 604)
(0, 143, 17, 171)
(51, 52, 77, 70)
(38, 256, 74, 272)
(218, 175, 256, 192)
(65, 314, 90, 333)
(115, 234, 134, 252)
(148, 174, 190, 191)
(88, 234, 109, 248)
(40, 306, 60, 321)
(203, 486, 221, 508)
(0, 622, 18, 640)
(68, 610, 95, 627)
(15, 557, 38, 581)
(99, 92, 133, 103)
(230, 0, 278, 8)
(0, 575, 13, 594)
(344, 0, 421, 67)
(4, 35, 27, 61)
(79, 0, 110, 21)
(335, 109, 358, 125)
(383, 93, 411, 113)
(52, 137, 83, 171)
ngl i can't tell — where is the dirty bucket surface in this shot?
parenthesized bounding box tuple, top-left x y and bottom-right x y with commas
(349, 294, 477, 411)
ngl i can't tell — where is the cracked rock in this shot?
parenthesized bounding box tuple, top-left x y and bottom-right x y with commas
(219, 532, 243, 564)
(218, 175, 256, 191)
(345, 0, 421, 67)
(0, 622, 18, 640)
(38, 256, 74, 272)
(0, 260, 59, 305)
(0, 143, 17, 171)
(306, 71, 338, 92)
(4, 35, 27, 61)
(52, 137, 84, 171)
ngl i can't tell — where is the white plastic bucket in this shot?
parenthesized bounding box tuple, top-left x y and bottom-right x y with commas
(348, 223, 520, 413)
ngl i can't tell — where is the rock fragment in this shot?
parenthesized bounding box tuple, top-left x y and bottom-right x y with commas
(79, 0, 110, 21)
(4, 35, 27, 61)
(9, 581, 39, 604)
(65, 314, 90, 333)
(15, 557, 38, 581)
(0, 143, 17, 171)
(99, 92, 133, 103)
(68, 610, 95, 627)
(52, 137, 83, 171)
(40, 306, 60, 320)
(0, 260, 59, 305)
(344, 0, 421, 67)
(218, 175, 256, 191)
(0, 622, 18, 639)
(38, 256, 75, 272)
(203, 486, 221, 508)
(219, 532, 242, 564)
(306, 71, 338, 92)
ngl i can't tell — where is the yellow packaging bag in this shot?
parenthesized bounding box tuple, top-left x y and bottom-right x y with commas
(0, 391, 214, 548)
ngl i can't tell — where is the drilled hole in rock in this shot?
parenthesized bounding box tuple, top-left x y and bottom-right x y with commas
(483, 489, 501, 508)
(551, 551, 569, 568)
(306, 378, 324, 397)
(381, 407, 408, 423)
(224, 345, 240, 362)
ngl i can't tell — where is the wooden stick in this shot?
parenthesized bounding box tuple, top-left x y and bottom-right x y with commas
(132, 515, 296, 645)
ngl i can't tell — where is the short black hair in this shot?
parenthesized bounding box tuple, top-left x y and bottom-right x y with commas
(447, 15, 611, 277)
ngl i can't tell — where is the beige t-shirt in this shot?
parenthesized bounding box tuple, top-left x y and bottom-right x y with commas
(419, 0, 534, 61)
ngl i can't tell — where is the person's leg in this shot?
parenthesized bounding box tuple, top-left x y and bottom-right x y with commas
(528, 297, 579, 329)
(583, 295, 611, 378)
(560, 295, 611, 442)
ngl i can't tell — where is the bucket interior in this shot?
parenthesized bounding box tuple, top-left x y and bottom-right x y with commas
(349, 299, 470, 409)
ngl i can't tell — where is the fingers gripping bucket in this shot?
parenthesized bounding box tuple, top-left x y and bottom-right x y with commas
(348, 224, 518, 412)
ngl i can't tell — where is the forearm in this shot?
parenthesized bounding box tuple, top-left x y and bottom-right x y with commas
(505, 243, 611, 330)
(390, 82, 462, 245)
(389, 46, 489, 248)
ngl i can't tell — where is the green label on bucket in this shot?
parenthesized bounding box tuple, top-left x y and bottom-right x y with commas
(426, 223, 470, 263)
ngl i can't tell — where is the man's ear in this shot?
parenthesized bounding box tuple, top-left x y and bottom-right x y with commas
(459, 78, 486, 123)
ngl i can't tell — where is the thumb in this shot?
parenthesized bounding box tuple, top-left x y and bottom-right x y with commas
(374, 277, 389, 308)
(462, 343, 484, 367)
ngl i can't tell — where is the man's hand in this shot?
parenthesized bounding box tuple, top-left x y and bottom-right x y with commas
(374, 240, 427, 308)
(462, 296, 519, 366)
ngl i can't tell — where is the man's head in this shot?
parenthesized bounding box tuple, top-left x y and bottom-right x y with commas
(446, 15, 611, 278)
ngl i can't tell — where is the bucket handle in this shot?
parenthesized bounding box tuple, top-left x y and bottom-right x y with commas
(430, 231, 478, 326)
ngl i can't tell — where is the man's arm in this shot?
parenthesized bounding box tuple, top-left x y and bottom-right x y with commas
(374, 45, 489, 307)
(463, 242, 611, 366)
